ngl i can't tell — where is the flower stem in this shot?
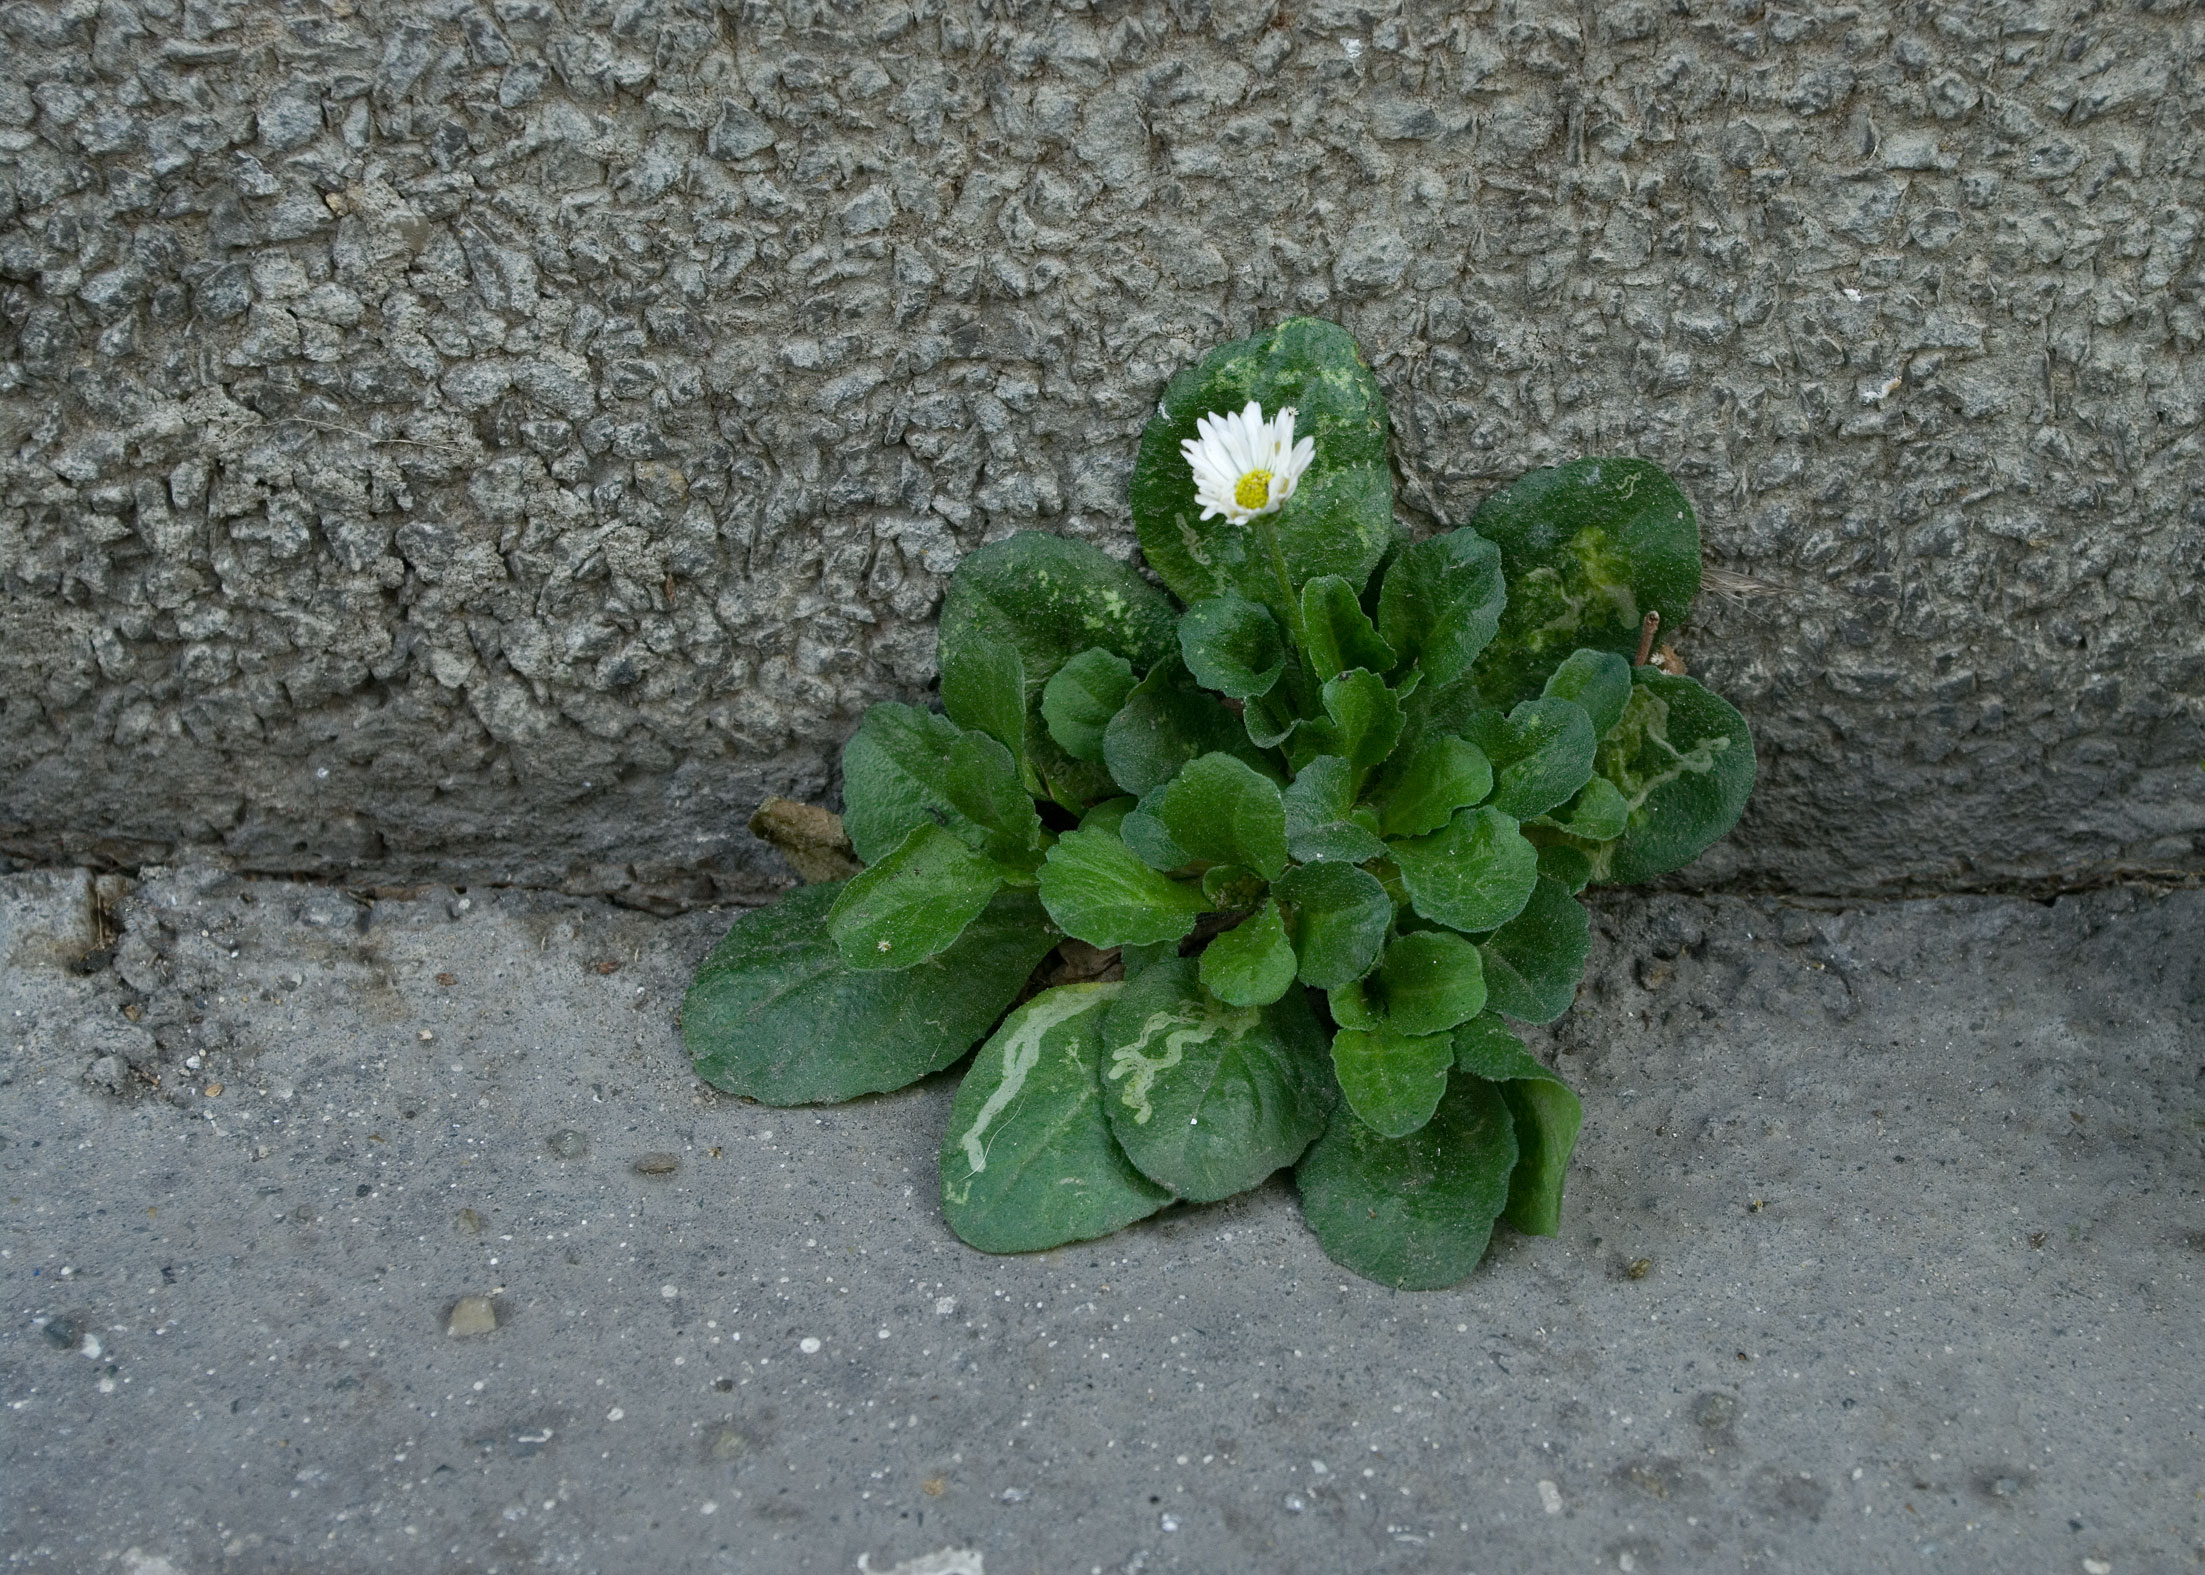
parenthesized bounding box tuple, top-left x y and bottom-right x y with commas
(1252, 513, 1307, 653)
(1251, 512, 1317, 718)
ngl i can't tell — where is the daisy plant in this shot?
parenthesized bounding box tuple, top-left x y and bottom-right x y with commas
(682, 318, 1755, 1290)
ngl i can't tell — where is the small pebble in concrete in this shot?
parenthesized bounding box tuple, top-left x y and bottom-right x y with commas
(41, 1316, 81, 1350)
(799, 1336, 821, 1354)
(1627, 1257, 1652, 1279)
(447, 1296, 498, 1337)
(545, 1129, 588, 1159)
(633, 1151, 679, 1175)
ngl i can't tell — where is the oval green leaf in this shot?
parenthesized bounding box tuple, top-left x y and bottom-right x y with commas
(1037, 826, 1208, 948)
(1099, 956, 1334, 1203)
(1103, 656, 1261, 798)
(1155, 752, 1290, 881)
(1452, 1014, 1584, 1238)
(838, 702, 974, 866)
(1375, 528, 1506, 690)
(1465, 698, 1598, 821)
(685, 884, 1061, 1106)
(1179, 593, 1287, 700)
(1476, 876, 1591, 1024)
(1390, 805, 1540, 935)
(1468, 457, 1701, 706)
(1377, 734, 1494, 838)
(1283, 755, 1389, 865)
(941, 984, 1174, 1253)
(1198, 899, 1298, 1007)
(827, 821, 1008, 970)
(1041, 647, 1137, 764)
(1295, 1075, 1519, 1291)
(1301, 574, 1396, 682)
(1594, 669, 1757, 885)
(1273, 860, 1392, 988)
(1330, 1025, 1454, 1138)
(1541, 647, 1633, 737)
(1376, 929, 1488, 1036)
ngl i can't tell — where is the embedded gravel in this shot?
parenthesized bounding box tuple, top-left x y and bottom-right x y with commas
(3, 863, 2199, 1573)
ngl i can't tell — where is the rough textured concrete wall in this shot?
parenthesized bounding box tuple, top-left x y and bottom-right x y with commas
(2, 0, 2201, 908)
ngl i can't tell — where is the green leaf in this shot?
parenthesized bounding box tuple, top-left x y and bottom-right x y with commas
(1476, 876, 1590, 1024)
(1120, 785, 1192, 872)
(1274, 860, 1391, 988)
(1200, 863, 1267, 911)
(1452, 1014, 1583, 1238)
(1376, 929, 1487, 1036)
(1301, 574, 1396, 681)
(1468, 458, 1702, 705)
(1098, 956, 1334, 1203)
(1179, 594, 1287, 701)
(1590, 669, 1757, 885)
(1327, 977, 1380, 1030)
(686, 884, 1061, 1106)
(1295, 1075, 1518, 1290)
(939, 626, 1028, 775)
(1154, 752, 1290, 880)
(938, 531, 1179, 802)
(1132, 317, 1394, 608)
(1544, 774, 1630, 842)
(1464, 698, 1598, 821)
(1282, 755, 1389, 865)
(1198, 899, 1298, 1006)
(1541, 647, 1633, 737)
(1376, 734, 1494, 838)
(828, 822, 1007, 970)
(1241, 691, 1299, 751)
(1079, 795, 1135, 837)
(1390, 805, 1540, 934)
(1037, 826, 1208, 948)
(1534, 841, 1594, 894)
(1042, 648, 1137, 764)
(1103, 656, 1260, 797)
(1329, 1025, 1454, 1138)
(940, 984, 1174, 1253)
(1449, 1011, 1552, 1082)
(942, 732, 1046, 871)
(838, 702, 973, 866)
(1375, 529, 1506, 690)
(1297, 668, 1404, 780)
(1120, 940, 1177, 980)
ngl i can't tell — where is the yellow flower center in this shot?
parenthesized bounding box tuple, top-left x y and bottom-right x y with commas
(1234, 469, 1274, 511)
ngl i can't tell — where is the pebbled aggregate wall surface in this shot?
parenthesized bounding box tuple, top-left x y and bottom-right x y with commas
(2, 0, 2201, 909)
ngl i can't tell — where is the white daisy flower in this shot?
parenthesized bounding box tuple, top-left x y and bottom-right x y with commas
(1181, 401, 1316, 525)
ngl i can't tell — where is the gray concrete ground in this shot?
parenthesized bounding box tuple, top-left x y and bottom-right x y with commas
(2, 864, 2199, 1575)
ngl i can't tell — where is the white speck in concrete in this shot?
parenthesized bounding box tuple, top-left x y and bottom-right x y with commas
(605, 1407, 624, 1421)
(660, 1285, 679, 1300)
(1538, 1479, 1563, 1515)
(855, 1549, 985, 1575)
(2084, 1561, 2112, 1574)
(935, 1297, 957, 1316)
(121, 1554, 187, 1575)
(700, 1501, 717, 1515)
(800, 1336, 822, 1354)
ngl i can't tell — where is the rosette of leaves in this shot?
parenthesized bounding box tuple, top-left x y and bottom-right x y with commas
(684, 317, 1756, 1291)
